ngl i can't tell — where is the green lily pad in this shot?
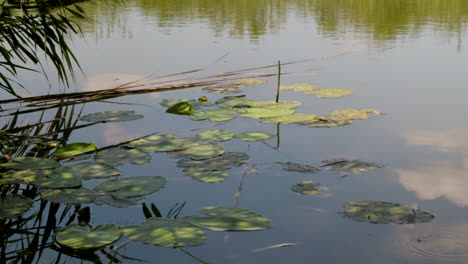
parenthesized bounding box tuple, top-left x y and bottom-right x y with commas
(169, 142, 225, 160)
(55, 224, 122, 250)
(182, 168, 228, 183)
(196, 129, 234, 142)
(159, 99, 211, 109)
(215, 96, 252, 108)
(52, 142, 97, 157)
(299, 116, 352, 128)
(1, 157, 60, 170)
(68, 162, 120, 180)
(79, 111, 144, 123)
(237, 108, 295, 119)
(262, 113, 319, 124)
(183, 207, 272, 231)
(177, 152, 249, 171)
(304, 88, 353, 98)
(202, 85, 242, 94)
(126, 134, 180, 152)
(93, 176, 166, 198)
(166, 102, 194, 115)
(40, 188, 96, 204)
(236, 101, 302, 110)
(329, 109, 382, 120)
(290, 180, 322, 195)
(123, 218, 206, 247)
(339, 201, 436, 224)
(94, 147, 151, 167)
(234, 78, 266, 86)
(235, 132, 275, 141)
(0, 195, 33, 219)
(280, 83, 319, 92)
(191, 109, 238, 122)
(94, 194, 144, 208)
(275, 162, 320, 173)
(321, 159, 382, 175)
(0, 167, 82, 188)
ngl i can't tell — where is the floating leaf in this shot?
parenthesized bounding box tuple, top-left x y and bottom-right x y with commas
(183, 207, 272, 231)
(191, 109, 238, 122)
(52, 142, 97, 157)
(262, 113, 319, 124)
(280, 83, 319, 92)
(1, 157, 60, 170)
(166, 102, 194, 116)
(0, 195, 33, 219)
(202, 85, 242, 94)
(234, 78, 266, 86)
(0, 167, 82, 188)
(339, 201, 436, 224)
(237, 101, 302, 109)
(159, 99, 211, 109)
(237, 108, 295, 119)
(68, 162, 120, 180)
(177, 152, 249, 171)
(299, 117, 352, 128)
(94, 176, 166, 198)
(304, 88, 353, 98)
(182, 168, 228, 183)
(80, 111, 143, 123)
(329, 109, 382, 120)
(55, 224, 121, 250)
(290, 180, 322, 195)
(275, 162, 320, 173)
(169, 142, 225, 160)
(94, 194, 144, 208)
(196, 129, 234, 142)
(321, 159, 382, 175)
(215, 96, 252, 108)
(94, 147, 151, 166)
(41, 188, 96, 204)
(198, 96, 208, 102)
(126, 134, 180, 152)
(123, 218, 206, 247)
(235, 132, 275, 141)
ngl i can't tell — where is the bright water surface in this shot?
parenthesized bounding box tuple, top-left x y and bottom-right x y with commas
(8, 1, 468, 263)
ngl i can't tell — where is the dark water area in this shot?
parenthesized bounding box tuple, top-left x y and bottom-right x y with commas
(2, 0, 468, 263)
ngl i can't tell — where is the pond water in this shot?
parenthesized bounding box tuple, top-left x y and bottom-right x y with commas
(3, 0, 468, 263)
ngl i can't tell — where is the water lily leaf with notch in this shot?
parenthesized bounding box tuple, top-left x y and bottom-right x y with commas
(215, 96, 252, 108)
(196, 129, 234, 142)
(52, 142, 97, 157)
(166, 102, 194, 115)
(68, 162, 120, 180)
(299, 116, 352, 128)
(94, 176, 166, 198)
(177, 152, 249, 171)
(94, 147, 151, 167)
(94, 194, 145, 208)
(321, 159, 382, 175)
(234, 78, 266, 86)
(237, 108, 295, 119)
(290, 180, 322, 195)
(55, 224, 121, 250)
(40, 188, 96, 204)
(159, 99, 211, 109)
(123, 218, 206, 247)
(191, 109, 238, 122)
(0, 195, 33, 219)
(169, 142, 225, 160)
(329, 109, 382, 120)
(304, 88, 353, 98)
(275, 162, 320, 173)
(262, 113, 319, 124)
(202, 85, 242, 94)
(1, 157, 60, 170)
(182, 168, 228, 183)
(79, 111, 143, 123)
(235, 132, 275, 141)
(183, 207, 272, 231)
(339, 201, 436, 224)
(30, 167, 82, 188)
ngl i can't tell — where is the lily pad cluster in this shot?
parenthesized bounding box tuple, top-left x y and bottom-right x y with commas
(339, 201, 436, 224)
(280, 82, 353, 98)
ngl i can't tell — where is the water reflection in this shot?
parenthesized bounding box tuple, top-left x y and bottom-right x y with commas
(78, 0, 468, 44)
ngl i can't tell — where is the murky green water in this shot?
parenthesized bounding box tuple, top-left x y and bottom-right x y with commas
(4, 0, 468, 263)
